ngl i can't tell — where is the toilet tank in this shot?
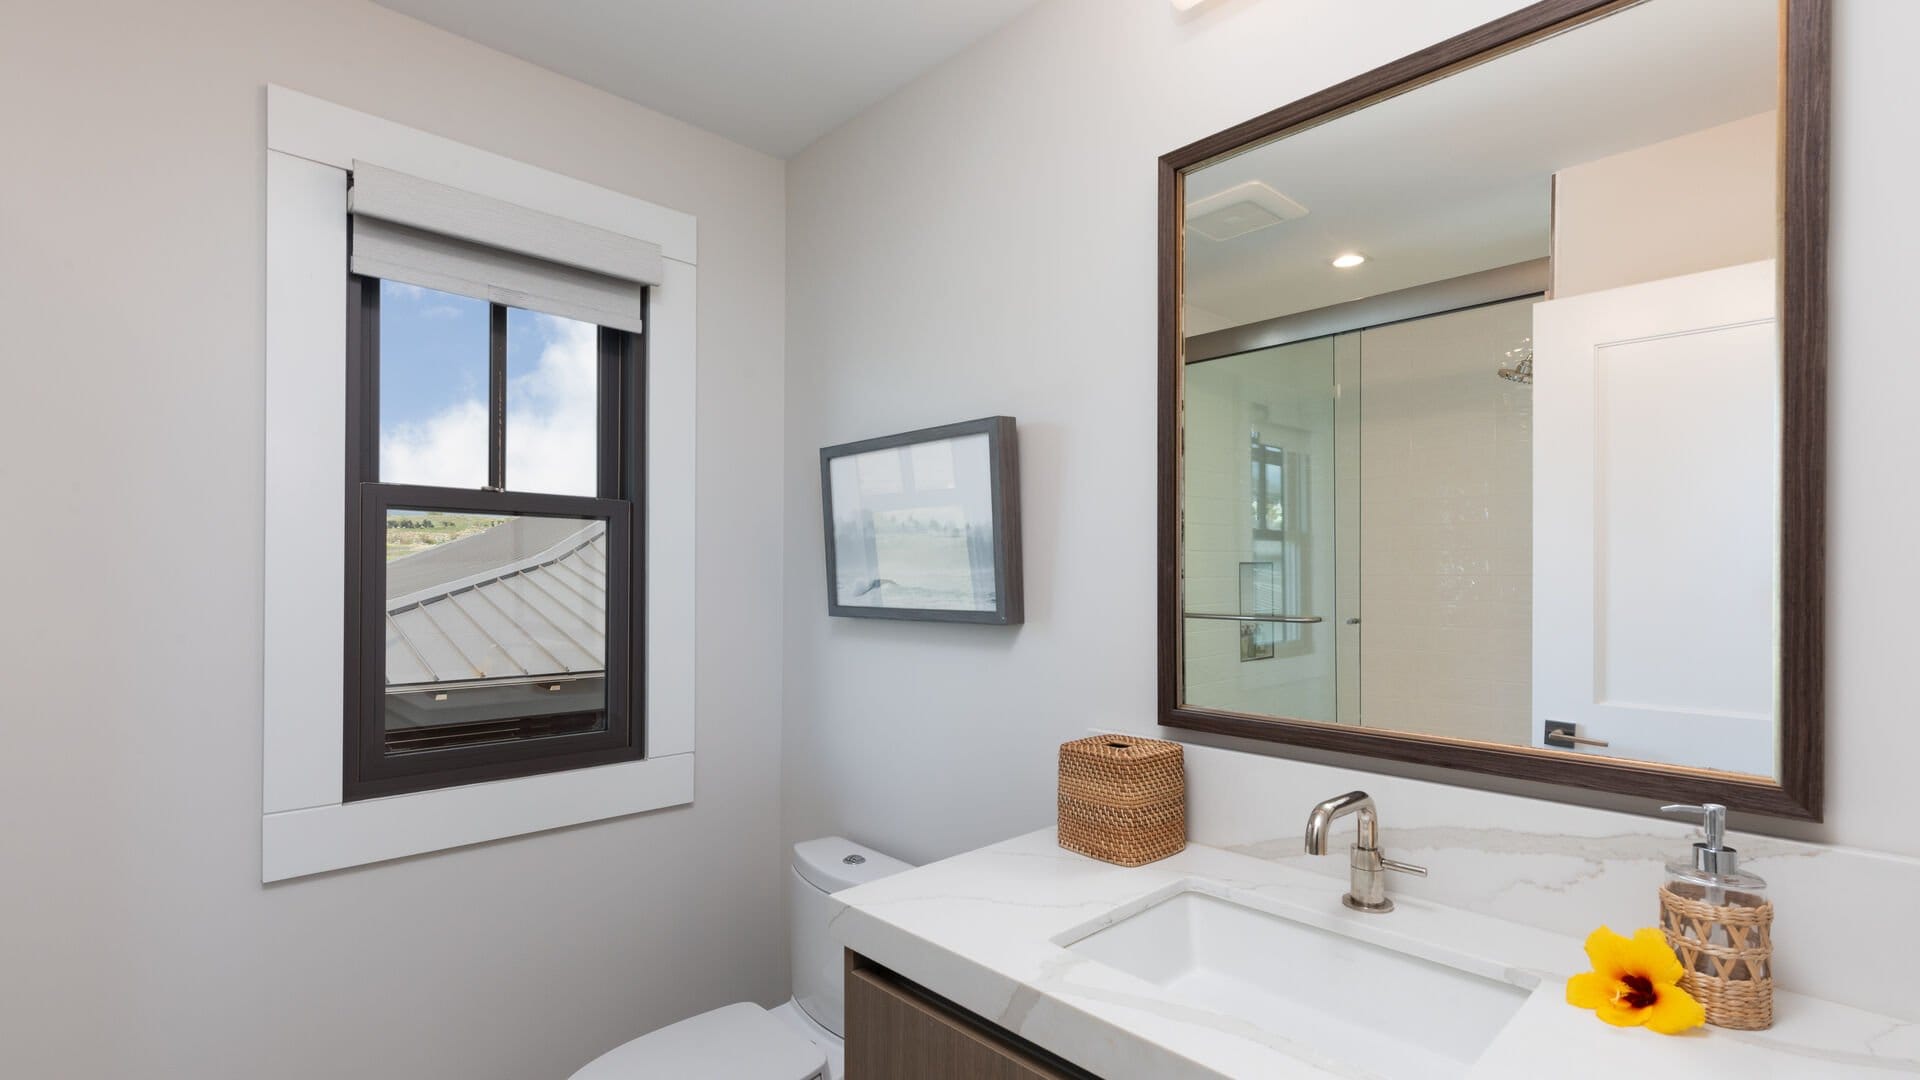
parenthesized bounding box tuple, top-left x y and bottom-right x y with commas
(790, 837, 913, 1037)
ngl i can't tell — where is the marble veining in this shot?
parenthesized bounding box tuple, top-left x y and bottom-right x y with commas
(832, 829, 1920, 1079)
(1173, 740, 1920, 1021)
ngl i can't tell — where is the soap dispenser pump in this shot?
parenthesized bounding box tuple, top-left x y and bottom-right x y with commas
(1661, 803, 1766, 904)
(1657, 802, 1774, 1030)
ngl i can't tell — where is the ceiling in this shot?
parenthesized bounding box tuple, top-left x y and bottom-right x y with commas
(1184, 0, 1779, 332)
(374, 0, 1044, 158)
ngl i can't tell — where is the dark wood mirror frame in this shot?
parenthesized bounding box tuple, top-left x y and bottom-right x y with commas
(1157, 0, 1829, 820)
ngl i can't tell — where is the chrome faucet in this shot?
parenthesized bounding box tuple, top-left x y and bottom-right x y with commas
(1304, 791, 1427, 913)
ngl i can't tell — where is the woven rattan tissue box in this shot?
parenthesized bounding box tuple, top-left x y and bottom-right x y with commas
(1057, 735, 1185, 867)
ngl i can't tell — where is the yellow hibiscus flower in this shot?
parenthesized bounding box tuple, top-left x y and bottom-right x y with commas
(1565, 926, 1706, 1034)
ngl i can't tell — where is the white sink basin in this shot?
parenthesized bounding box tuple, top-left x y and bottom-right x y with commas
(1062, 889, 1530, 1078)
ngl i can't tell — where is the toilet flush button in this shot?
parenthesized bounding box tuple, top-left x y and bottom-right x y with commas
(843, 854, 866, 865)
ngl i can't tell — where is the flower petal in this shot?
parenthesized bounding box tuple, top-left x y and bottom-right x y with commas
(1622, 928, 1687, 987)
(1565, 971, 1619, 1010)
(1582, 926, 1633, 980)
(1644, 984, 1707, 1035)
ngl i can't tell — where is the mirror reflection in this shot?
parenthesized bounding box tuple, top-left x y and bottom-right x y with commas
(1178, 0, 1782, 778)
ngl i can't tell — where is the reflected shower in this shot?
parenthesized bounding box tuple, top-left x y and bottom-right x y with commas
(1498, 338, 1533, 385)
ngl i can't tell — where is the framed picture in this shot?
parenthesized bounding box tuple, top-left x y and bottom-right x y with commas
(820, 416, 1022, 624)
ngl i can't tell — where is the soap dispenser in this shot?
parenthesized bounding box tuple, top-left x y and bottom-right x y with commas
(1657, 803, 1773, 1030)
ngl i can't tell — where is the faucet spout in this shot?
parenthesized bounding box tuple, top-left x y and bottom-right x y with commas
(1303, 790, 1424, 913)
(1304, 790, 1378, 854)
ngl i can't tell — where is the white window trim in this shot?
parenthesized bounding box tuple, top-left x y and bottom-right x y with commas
(262, 86, 696, 883)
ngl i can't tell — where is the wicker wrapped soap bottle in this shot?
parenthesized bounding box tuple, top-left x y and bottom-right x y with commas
(1658, 803, 1773, 1030)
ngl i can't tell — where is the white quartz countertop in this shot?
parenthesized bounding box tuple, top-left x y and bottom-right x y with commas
(830, 830, 1920, 1079)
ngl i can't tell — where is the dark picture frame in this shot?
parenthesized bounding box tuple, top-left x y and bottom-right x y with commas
(1157, 0, 1828, 820)
(820, 416, 1023, 625)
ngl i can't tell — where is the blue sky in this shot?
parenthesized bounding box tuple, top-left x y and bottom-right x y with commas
(379, 280, 598, 495)
(380, 280, 486, 442)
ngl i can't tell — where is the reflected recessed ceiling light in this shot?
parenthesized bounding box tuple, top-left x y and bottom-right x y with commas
(1331, 253, 1367, 269)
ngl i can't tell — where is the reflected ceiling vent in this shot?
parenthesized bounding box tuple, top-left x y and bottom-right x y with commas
(1186, 181, 1309, 242)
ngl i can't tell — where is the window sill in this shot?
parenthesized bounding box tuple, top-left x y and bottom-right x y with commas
(263, 751, 693, 882)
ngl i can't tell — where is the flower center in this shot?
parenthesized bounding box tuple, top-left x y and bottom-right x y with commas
(1616, 974, 1657, 1010)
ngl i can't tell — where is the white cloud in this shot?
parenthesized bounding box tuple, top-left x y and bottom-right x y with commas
(505, 314, 599, 497)
(379, 312, 600, 498)
(380, 398, 488, 490)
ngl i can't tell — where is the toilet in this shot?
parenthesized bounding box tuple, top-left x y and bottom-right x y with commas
(572, 837, 912, 1079)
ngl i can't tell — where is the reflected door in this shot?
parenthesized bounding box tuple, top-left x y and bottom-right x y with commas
(1182, 337, 1345, 724)
(1532, 260, 1779, 774)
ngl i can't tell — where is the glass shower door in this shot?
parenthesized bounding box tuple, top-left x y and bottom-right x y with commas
(1181, 336, 1348, 724)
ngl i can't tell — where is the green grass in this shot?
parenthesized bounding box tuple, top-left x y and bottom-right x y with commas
(385, 512, 504, 561)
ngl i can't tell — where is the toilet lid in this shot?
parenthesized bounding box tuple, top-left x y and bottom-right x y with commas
(570, 1002, 827, 1080)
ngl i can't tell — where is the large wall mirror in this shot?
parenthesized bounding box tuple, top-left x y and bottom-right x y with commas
(1158, 0, 1828, 818)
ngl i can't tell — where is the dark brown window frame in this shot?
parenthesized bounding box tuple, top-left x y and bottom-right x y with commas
(1157, 0, 1829, 820)
(344, 274, 648, 801)
(1243, 439, 1311, 660)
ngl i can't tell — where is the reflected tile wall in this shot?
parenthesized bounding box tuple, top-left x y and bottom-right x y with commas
(1356, 298, 1537, 743)
(1182, 341, 1340, 722)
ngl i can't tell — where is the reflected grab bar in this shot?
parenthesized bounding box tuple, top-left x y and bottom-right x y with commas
(1182, 612, 1325, 624)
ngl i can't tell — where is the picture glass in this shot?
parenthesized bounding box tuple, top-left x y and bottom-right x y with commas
(829, 432, 997, 612)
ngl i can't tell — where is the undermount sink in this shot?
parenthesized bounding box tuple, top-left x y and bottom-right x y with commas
(1062, 889, 1531, 1078)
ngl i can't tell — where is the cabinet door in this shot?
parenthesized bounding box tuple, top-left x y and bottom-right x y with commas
(844, 956, 1092, 1080)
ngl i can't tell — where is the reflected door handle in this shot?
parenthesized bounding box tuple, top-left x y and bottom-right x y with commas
(1544, 720, 1609, 748)
(1547, 732, 1610, 747)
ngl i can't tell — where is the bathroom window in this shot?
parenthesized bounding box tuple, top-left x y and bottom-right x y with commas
(1249, 438, 1309, 650)
(1250, 441, 1290, 542)
(344, 276, 646, 800)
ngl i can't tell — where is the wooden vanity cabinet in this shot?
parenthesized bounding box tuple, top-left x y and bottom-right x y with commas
(843, 950, 1100, 1079)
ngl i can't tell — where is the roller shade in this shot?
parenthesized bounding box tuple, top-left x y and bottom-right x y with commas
(349, 161, 660, 333)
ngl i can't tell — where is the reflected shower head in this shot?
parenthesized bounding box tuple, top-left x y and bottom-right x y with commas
(1498, 341, 1533, 385)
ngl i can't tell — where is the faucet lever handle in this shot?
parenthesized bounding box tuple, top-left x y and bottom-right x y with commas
(1381, 857, 1427, 878)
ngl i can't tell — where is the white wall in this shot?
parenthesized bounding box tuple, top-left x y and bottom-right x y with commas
(783, 0, 1920, 868)
(1553, 111, 1779, 296)
(0, 1, 786, 1077)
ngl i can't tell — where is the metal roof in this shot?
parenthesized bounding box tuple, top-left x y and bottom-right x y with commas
(384, 517, 608, 688)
